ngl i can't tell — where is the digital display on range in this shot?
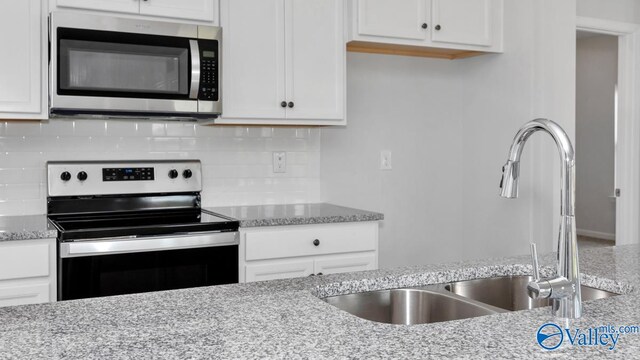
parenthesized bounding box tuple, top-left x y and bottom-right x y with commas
(102, 167, 154, 181)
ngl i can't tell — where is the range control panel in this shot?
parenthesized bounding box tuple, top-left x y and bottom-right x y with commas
(47, 160, 202, 197)
(102, 167, 155, 182)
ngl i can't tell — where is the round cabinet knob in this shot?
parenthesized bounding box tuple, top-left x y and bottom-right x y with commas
(313, 239, 320, 246)
(435, 24, 441, 31)
(288, 102, 295, 108)
(168, 169, 179, 179)
(421, 23, 428, 29)
(281, 101, 287, 108)
(77, 171, 88, 181)
(183, 169, 193, 179)
(60, 171, 71, 182)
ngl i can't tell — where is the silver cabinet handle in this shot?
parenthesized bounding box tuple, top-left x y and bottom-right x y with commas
(189, 40, 200, 99)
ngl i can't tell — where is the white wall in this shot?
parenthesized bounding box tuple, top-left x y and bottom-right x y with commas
(0, 120, 320, 215)
(578, 0, 640, 24)
(575, 35, 617, 239)
(321, 0, 576, 268)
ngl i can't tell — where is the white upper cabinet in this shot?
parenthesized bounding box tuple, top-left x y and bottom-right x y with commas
(0, 0, 47, 120)
(431, 0, 491, 47)
(348, 0, 502, 57)
(139, 0, 216, 22)
(56, 0, 140, 14)
(219, 0, 346, 125)
(220, 0, 286, 120)
(55, 0, 219, 23)
(285, 0, 344, 121)
(357, 0, 428, 41)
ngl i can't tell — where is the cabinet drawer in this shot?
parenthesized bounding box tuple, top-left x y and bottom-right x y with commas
(0, 282, 50, 307)
(314, 252, 377, 275)
(245, 222, 377, 261)
(0, 242, 50, 281)
(245, 259, 314, 282)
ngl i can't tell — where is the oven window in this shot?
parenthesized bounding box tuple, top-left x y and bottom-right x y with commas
(60, 40, 189, 95)
(59, 245, 238, 301)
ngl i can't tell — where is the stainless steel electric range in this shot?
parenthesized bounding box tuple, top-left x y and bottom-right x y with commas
(47, 160, 239, 301)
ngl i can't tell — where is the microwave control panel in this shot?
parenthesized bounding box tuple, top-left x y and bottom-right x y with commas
(198, 40, 218, 101)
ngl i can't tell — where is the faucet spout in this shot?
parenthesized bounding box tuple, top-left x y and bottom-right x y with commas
(500, 119, 581, 319)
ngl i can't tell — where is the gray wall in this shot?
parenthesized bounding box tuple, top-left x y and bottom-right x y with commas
(321, 1, 577, 268)
(575, 35, 618, 239)
(578, 0, 640, 24)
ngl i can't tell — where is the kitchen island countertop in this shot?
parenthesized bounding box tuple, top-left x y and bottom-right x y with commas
(0, 244, 639, 358)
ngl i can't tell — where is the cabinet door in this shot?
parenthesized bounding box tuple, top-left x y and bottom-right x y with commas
(140, 0, 217, 23)
(314, 252, 377, 275)
(0, 0, 46, 119)
(357, 0, 428, 41)
(220, 0, 286, 120)
(0, 282, 51, 307)
(285, 0, 344, 121)
(245, 259, 314, 282)
(56, 0, 140, 14)
(431, 0, 491, 46)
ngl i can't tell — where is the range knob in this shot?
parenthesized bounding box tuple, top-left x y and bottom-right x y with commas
(77, 171, 88, 181)
(183, 169, 193, 179)
(168, 169, 179, 179)
(60, 171, 71, 182)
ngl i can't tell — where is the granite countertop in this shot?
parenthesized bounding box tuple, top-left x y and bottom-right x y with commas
(206, 203, 384, 227)
(0, 203, 383, 242)
(1, 245, 639, 358)
(0, 215, 57, 242)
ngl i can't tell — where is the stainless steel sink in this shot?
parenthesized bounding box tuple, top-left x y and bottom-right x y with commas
(444, 275, 619, 311)
(324, 288, 505, 325)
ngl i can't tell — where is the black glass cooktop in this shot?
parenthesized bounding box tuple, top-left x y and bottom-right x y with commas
(49, 209, 239, 242)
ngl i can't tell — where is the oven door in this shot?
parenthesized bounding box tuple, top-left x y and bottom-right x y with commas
(50, 12, 221, 117)
(58, 232, 238, 301)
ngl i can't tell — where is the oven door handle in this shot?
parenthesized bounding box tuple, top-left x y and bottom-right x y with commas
(59, 231, 238, 258)
(189, 39, 201, 99)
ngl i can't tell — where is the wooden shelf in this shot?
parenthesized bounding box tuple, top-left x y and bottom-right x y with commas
(346, 41, 485, 60)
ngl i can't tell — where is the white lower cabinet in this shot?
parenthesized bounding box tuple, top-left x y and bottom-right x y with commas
(240, 222, 379, 283)
(0, 238, 56, 307)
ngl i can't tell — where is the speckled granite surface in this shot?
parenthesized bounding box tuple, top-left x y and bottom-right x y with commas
(206, 203, 384, 227)
(0, 215, 57, 241)
(1, 245, 639, 358)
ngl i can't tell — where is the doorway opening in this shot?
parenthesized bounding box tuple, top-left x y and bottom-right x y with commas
(575, 30, 617, 249)
(575, 17, 640, 248)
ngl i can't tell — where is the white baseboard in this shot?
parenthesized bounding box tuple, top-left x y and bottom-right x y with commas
(577, 229, 616, 241)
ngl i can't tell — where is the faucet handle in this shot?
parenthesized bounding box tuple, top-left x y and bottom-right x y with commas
(527, 242, 552, 299)
(530, 242, 540, 281)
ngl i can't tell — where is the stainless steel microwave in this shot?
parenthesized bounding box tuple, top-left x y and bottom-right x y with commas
(50, 12, 221, 120)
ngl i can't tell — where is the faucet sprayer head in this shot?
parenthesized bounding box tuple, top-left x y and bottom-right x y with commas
(499, 160, 519, 198)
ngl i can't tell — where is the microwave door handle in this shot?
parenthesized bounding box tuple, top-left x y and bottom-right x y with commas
(189, 40, 200, 99)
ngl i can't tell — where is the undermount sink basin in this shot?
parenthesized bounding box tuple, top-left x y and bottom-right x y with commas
(324, 288, 505, 325)
(444, 275, 619, 311)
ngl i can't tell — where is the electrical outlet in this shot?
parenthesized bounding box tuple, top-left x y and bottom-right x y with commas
(380, 150, 392, 170)
(273, 152, 286, 173)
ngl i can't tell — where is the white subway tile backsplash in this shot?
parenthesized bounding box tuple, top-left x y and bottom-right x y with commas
(0, 119, 320, 216)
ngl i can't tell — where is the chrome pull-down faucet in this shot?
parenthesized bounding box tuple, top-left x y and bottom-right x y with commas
(499, 119, 582, 319)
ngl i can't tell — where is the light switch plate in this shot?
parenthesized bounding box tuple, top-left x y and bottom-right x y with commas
(273, 152, 286, 173)
(380, 150, 392, 170)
